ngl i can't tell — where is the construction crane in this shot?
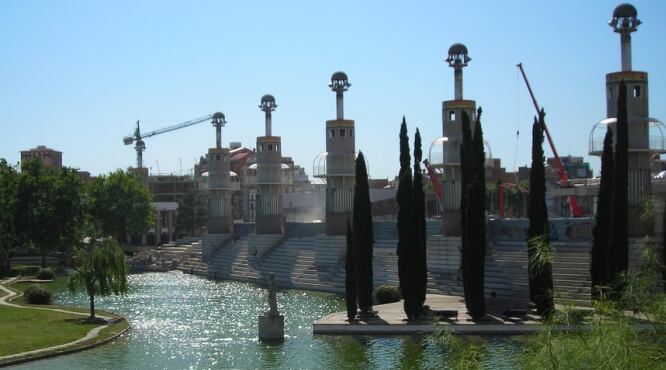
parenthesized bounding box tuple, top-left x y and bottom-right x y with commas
(517, 63, 582, 217)
(123, 114, 214, 169)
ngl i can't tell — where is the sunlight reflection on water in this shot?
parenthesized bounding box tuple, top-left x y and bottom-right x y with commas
(7, 272, 522, 369)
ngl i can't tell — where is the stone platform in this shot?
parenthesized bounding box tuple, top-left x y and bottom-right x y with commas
(314, 294, 549, 335)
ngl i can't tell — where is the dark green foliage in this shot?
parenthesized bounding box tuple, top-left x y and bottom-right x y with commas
(345, 220, 357, 320)
(88, 169, 154, 241)
(17, 160, 86, 267)
(24, 284, 53, 305)
(8, 265, 40, 277)
(413, 129, 427, 314)
(0, 160, 21, 277)
(36, 267, 56, 280)
(460, 109, 487, 320)
(69, 238, 129, 319)
(609, 80, 629, 289)
(175, 189, 207, 237)
(663, 199, 666, 292)
(591, 127, 614, 295)
(352, 152, 374, 314)
(397, 117, 417, 320)
(527, 110, 554, 315)
(376, 285, 402, 304)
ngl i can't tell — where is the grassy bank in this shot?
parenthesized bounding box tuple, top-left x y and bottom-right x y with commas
(0, 276, 130, 364)
(0, 305, 99, 356)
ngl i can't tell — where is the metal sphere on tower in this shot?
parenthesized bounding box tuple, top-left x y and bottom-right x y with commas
(329, 71, 351, 93)
(259, 94, 277, 112)
(446, 43, 471, 68)
(211, 112, 227, 128)
(610, 3, 640, 32)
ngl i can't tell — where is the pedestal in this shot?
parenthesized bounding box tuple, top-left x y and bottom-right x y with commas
(258, 314, 284, 340)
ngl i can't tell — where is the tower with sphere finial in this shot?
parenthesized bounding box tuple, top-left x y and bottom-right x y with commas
(588, 3, 665, 235)
(256, 94, 284, 234)
(440, 43, 476, 236)
(207, 112, 234, 234)
(324, 72, 355, 235)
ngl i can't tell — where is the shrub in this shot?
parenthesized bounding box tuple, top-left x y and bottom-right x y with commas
(9, 265, 41, 276)
(8, 265, 40, 277)
(376, 285, 402, 304)
(36, 267, 56, 280)
(24, 284, 52, 305)
(8, 266, 24, 277)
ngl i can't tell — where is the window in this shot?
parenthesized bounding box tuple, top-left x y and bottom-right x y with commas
(216, 154, 220, 161)
(608, 87, 613, 98)
(268, 144, 274, 151)
(350, 128, 353, 137)
(340, 128, 345, 137)
(449, 111, 456, 121)
(258, 144, 263, 152)
(633, 85, 641, 98)
(329, 129, 335, 138)
(275, 144, 279, 151)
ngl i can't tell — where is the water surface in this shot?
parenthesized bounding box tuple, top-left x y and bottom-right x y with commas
(9, 272, 522, 369)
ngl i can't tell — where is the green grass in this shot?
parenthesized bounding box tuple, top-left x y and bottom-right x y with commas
(0, 305, 99, 357)
(0, 275, 130, 362)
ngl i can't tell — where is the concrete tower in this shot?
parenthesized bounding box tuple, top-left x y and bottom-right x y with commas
(207, 112, 234, 234)
(256, 94, 284, 234)
(325, 72, 355, 235)
(589, 4, 665, 235)
(441, 44, 476, 236)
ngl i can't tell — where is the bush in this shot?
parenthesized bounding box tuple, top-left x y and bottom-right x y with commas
(36, 268, 56, 280)
(376, 285, 402, 304)
(8, 265, 41, 277)
(24, 284, 53, 305)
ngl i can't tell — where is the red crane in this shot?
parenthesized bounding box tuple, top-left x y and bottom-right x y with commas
(517, 63, 582, 217)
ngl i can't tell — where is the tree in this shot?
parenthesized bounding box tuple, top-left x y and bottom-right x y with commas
(0, 160, 21, 276)
(460, 109, 487, 320)
(345, 220, 357, 320)
(175, 189, 207, 236)
(88, 169, 153, 241)
(413, 129, 428, 313)
(608, 80, 629, 289)
(397, 117, 417, 320)
(663, 199, 666, 293)
(527, 110, 554, 315)
(353, 151, 374, 315)
(68, 238, 129, 320)
(17, 160, 85, 267)
(591, 127, 614, 296)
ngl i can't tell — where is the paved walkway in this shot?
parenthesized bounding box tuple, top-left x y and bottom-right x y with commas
(314, 294, 548, 335)
(0, 278, 114, 363)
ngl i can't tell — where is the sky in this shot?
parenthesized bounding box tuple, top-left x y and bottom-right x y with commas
(1, 0, 665, 180)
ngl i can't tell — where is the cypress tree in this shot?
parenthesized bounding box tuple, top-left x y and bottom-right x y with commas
(353, 151, 374, 315)
(397, 117, 416, 320)
(527, 109, 554, 315)
(663, 199, 666, 293)
(591, 127, 614, 297)
(413, 129, 427, 314)
(460, 109, 486, 319)
(470, 108, 487, 318)
(345, 220, 357, 320)
(609, 80, 629, 289)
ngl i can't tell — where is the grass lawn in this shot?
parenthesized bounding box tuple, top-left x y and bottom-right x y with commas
(0, 305, 99, 357)
(0, 276, 130, 362)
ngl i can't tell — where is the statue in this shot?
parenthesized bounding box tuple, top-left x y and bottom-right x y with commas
(265, 273, 279, 317)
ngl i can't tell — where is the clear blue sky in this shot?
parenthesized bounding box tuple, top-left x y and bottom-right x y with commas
(2, 0, 665, 179)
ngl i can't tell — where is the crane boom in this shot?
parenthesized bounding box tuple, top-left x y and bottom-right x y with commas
(123, 113, 214, 169)
(140, 114, 213, 140)
(517, 63, 582, 218)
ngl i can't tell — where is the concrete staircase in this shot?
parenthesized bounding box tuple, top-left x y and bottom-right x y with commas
(205, 234, 283, 283)
(551, 242, 592, 307)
